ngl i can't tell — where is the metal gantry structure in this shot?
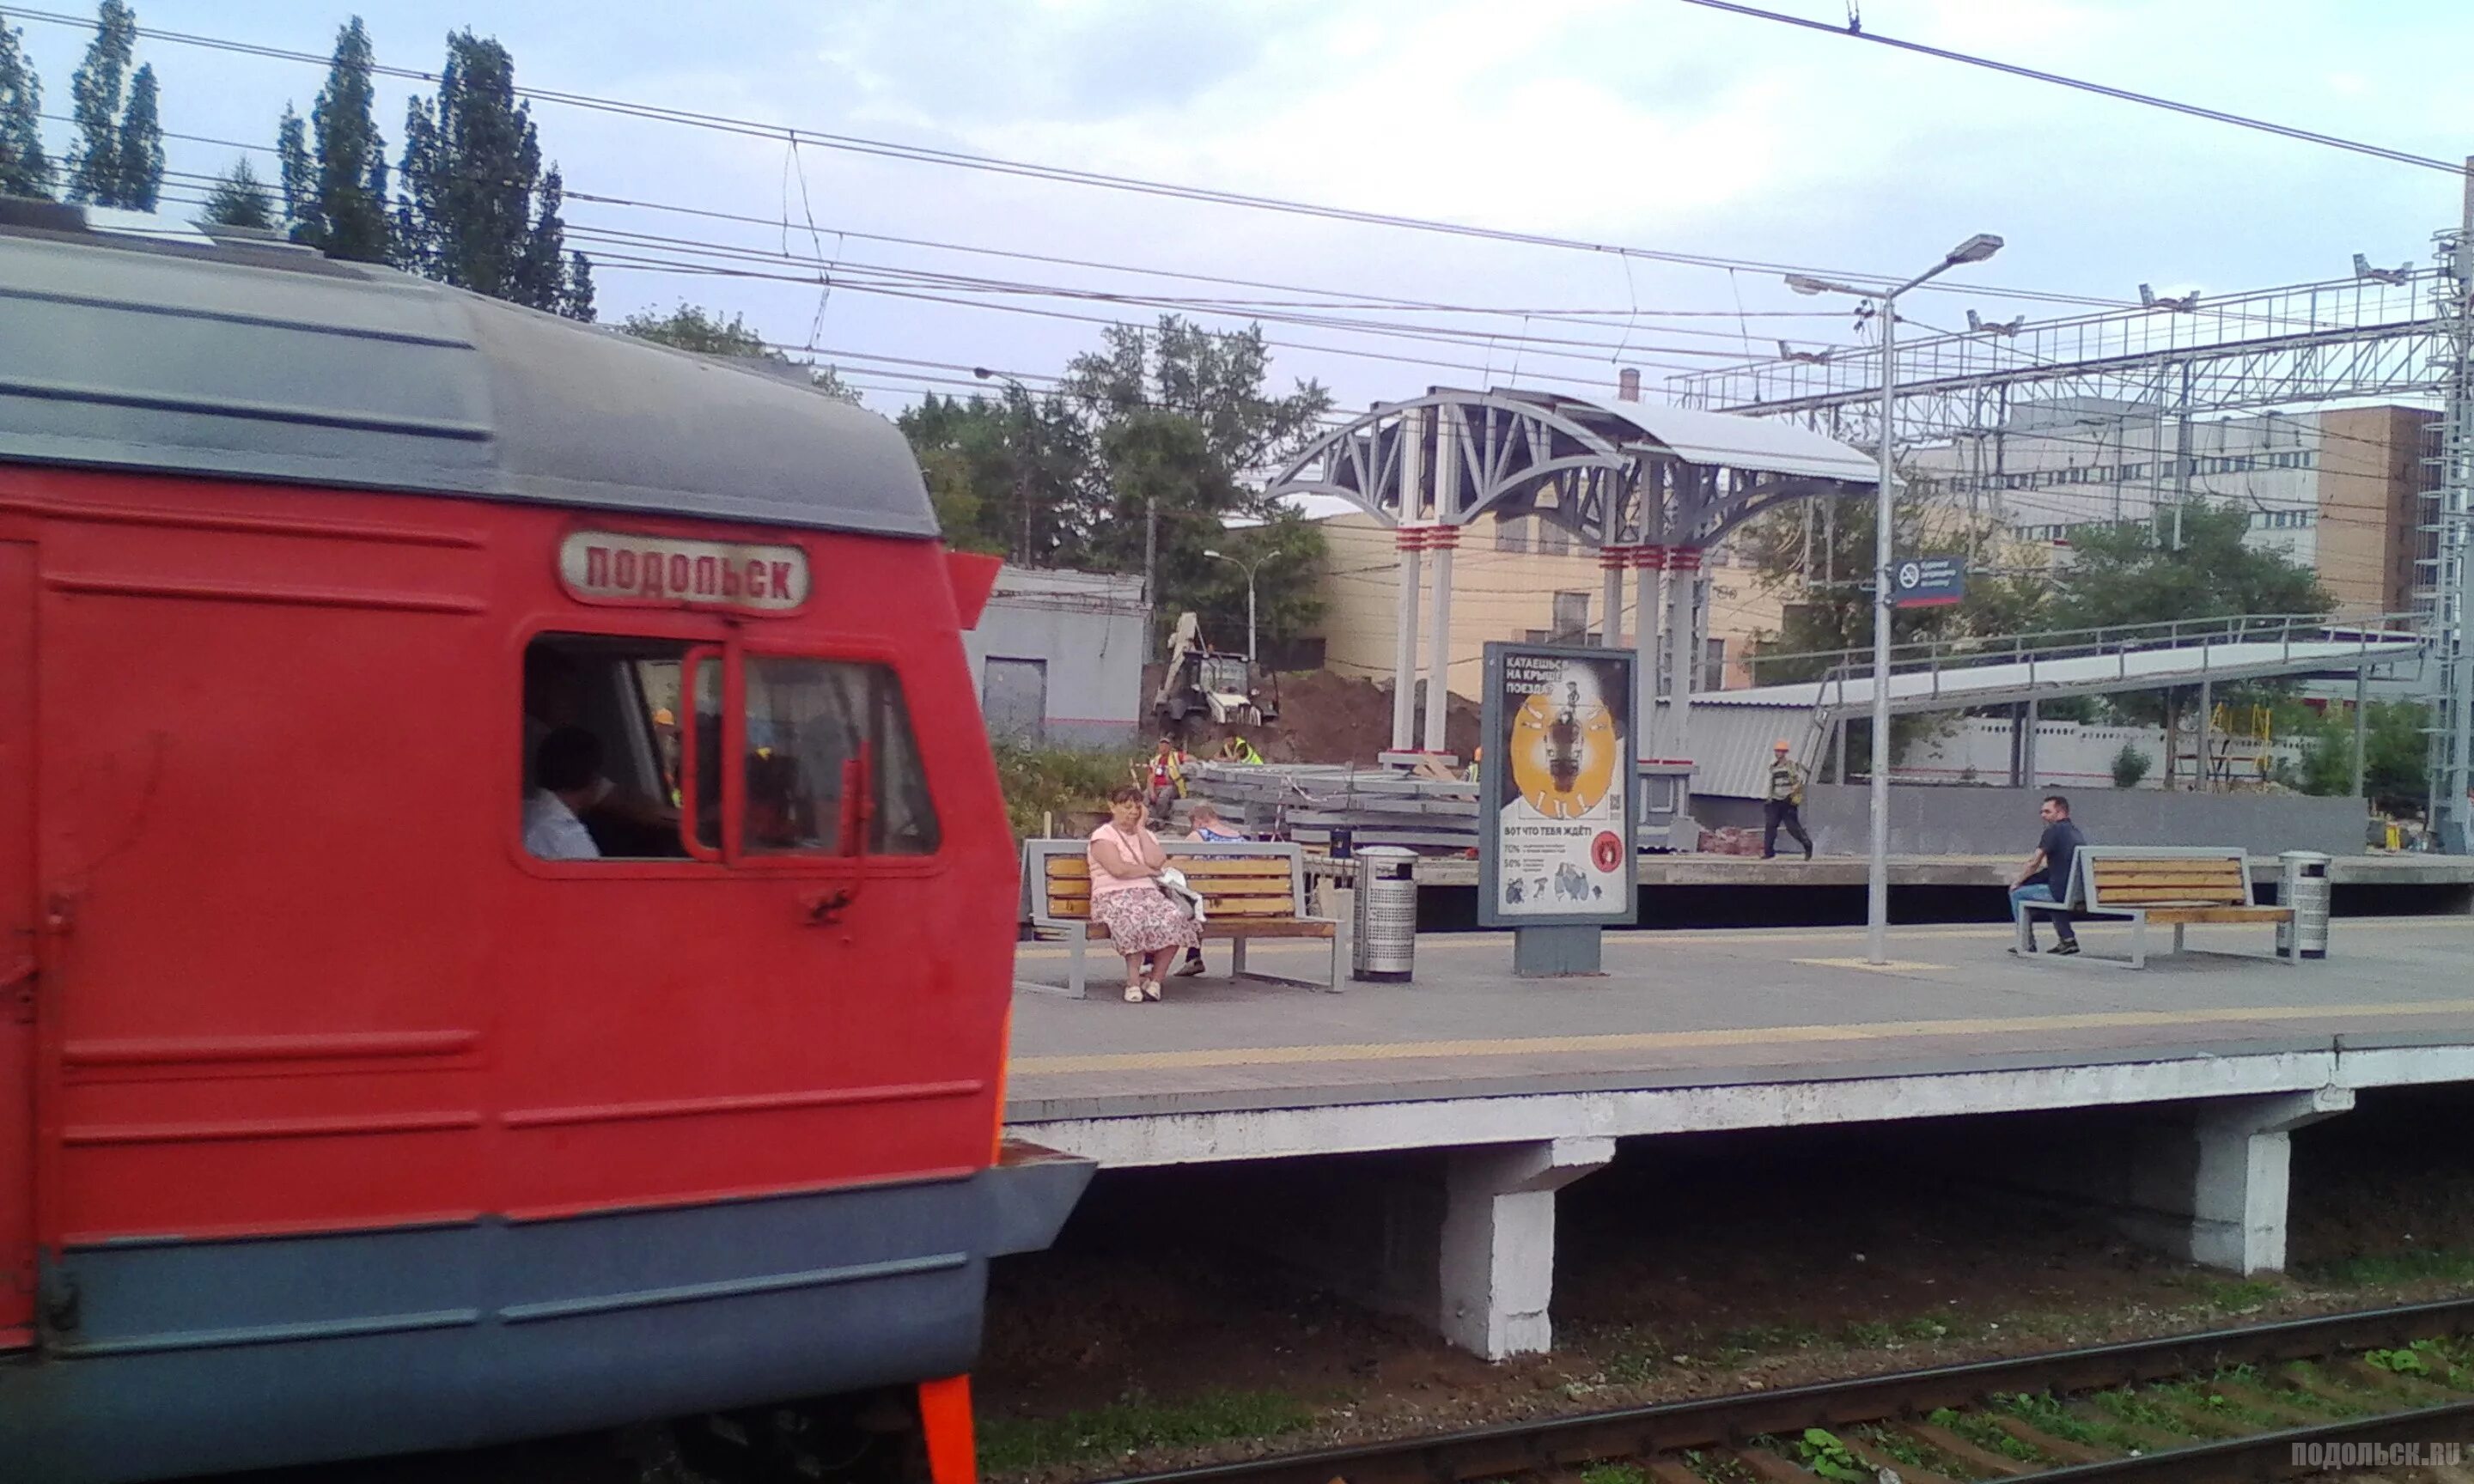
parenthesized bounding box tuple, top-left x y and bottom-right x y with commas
(1671, 236, 2474, 853)
(1264, 388, 1876, 784)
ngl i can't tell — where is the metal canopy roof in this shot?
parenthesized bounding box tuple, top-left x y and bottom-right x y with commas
(0, 215, 937, 538)
(1563, 395, 1880, 485)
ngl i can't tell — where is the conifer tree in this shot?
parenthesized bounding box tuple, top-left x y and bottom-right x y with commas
(199, 157, 274, 229)
(306, 17, 387, 260)
(276, 105, 316, 237)
(111, 62, 161, 210)
(0, 14, 53, 199)
(65, 0, 137, 205)
(394, 31, 593, 319)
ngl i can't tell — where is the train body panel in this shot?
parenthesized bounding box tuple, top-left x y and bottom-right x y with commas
(0, 210, 1087, 1481)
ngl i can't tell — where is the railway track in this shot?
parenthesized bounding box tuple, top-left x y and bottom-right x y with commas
(1097, 1298, 2474, 1484)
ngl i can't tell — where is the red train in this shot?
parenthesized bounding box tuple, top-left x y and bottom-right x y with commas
(0, 201, 1088, 1481)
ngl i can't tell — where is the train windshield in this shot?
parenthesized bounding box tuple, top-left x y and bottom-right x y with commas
(522, 635, 938, 862)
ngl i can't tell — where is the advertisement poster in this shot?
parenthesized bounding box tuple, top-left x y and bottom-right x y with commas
(1478, 642, 1635, 926)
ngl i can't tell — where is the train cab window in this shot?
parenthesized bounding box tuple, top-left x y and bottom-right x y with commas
(734, 657, 940, 857)
(523, 635, 938, 865)
(522, 635, 694, 861)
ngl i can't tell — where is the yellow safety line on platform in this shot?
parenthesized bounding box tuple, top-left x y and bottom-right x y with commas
(1008, 998, 2474, 1076)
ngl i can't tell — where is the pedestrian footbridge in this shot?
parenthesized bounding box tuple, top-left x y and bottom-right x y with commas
(1679, 613, 2424, 800)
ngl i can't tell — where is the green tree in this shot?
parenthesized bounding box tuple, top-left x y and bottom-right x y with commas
(394, 31, 593, 319)
(2047, 501, 2331, 781)
(1735, 492, 2045, 684)
(109, 62, 159, 210)
(2046, 501, 2329, 630)
(899, 386, 1094, 563)
(275, 105, 313, 233)
(283, 17, 390, 261)
(618, 302, 860, 402)
(1092, 410, 1325, 653)
(0, 13, 54, 199)
(1059, 316, 1331, 649)
(198, 157, 274, 229)
(2283, 701, 2428, 814)
(1062, 315, 1331, 477)
(2363, 701, 2430, 814)
(64, 0, 137, 206)
(620, 302, 770, 356)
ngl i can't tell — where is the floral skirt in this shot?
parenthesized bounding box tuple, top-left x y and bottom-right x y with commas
(1090, 885, 1202, 956)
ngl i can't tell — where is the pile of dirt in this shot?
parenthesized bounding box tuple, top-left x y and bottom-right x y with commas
(1147, 667, 1481, 766)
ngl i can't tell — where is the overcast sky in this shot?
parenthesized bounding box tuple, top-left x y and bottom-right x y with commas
(11, 0, 2470, 420)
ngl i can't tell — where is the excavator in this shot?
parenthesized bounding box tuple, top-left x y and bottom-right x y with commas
(1152, 611, 1281, 727)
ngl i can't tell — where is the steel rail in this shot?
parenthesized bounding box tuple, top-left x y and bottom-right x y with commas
(1088, 1296, 2474, 1484)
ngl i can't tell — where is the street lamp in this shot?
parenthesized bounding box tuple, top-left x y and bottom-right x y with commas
(1201, 548, 1274, 664)
(1786, 233, 2003, 965)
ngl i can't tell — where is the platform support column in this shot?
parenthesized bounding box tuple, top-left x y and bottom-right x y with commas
(2197, 676, 2214, 792)
(1666, 546, 1701, 763)
(2022, 696, 2038, 790)
(1425, 414, 1459, 752)
(2181, 1091, 2351, 1273)
(1439, 1136, 1614, 1359)
(1392, 409, 1426, 752)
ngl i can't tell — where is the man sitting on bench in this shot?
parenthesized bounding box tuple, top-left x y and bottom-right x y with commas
(2009, 794, 2084, 957)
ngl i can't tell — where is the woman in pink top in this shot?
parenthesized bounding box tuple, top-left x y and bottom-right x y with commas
(1088, 784, 1200, 1002)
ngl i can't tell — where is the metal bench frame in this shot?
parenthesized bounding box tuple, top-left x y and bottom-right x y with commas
(1020, 838, 1342, 998)
(2013, 844, 2296, 970)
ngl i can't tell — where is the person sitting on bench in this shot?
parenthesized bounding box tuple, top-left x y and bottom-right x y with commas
(1173, 804, 1246, 977)
(2009, 794, 2084, 956)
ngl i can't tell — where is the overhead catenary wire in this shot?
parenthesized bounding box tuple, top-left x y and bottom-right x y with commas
(1676, 0, 2465, 176)
(100, 119, 1865, 331)
(130, 171, 2445, 533)
(4, 4, 2132, 311)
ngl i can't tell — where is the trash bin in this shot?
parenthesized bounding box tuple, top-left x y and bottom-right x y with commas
(2276, 850, 2331, 960)
(1351, 846, 1418, 982)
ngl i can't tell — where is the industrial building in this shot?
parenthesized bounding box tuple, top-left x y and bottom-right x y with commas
(961, 565, 1148, 749)
(1909, 399, 2432, 617)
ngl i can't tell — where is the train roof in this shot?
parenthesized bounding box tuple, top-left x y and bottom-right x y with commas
(0, 201, 937, 539)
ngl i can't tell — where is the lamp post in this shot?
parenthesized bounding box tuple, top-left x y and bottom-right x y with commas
(1200, 548, 1268, 664)
(1787, 233, 2003, 965)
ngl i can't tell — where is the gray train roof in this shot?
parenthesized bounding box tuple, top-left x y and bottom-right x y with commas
(0, 205, 937, 538)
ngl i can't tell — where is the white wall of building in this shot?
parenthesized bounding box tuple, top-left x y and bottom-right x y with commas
(1900, 715, 2309, 790)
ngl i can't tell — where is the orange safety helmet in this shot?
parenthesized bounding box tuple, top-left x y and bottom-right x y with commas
(654, 707, 676, 727)
(1771, 739, 1790, 751)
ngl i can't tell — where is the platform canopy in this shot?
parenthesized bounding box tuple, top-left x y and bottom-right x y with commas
(1263, 386, 1874, 548)
(1263, 386, 1881, 759)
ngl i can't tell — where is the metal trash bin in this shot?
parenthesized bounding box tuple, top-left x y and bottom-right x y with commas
(1351, 846, 1418, 982)
(2276, 850, 2331, 960)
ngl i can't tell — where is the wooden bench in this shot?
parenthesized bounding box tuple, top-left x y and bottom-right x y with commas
(2014, 846, 2295, 970)
(1021, 838, 1341, 998)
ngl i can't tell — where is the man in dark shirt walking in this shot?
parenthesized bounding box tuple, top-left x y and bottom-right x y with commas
(2009, 794, 2084, 955)
(1762, 739, 1813, 861)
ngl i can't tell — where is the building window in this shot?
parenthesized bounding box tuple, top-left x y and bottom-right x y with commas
(1702, 637, 1728, 691)
(1493, 513, 1530, 553)
(1538, 518, 1572, 556)
(1550, 590, 1590, 641)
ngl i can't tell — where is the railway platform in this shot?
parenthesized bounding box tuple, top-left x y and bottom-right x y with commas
(1003, 915, 2474, 1361)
